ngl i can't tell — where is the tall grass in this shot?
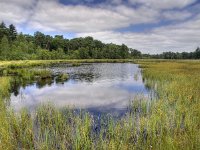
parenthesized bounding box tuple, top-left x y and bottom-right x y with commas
(139, 60, 200, 149)
(0, 60, 199, 149)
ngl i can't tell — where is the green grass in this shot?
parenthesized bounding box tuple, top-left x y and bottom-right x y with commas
(0, 59, 135, 69)
(138, 60, 200, 149)
(56, 73, 69, 83)
(0, 59, 199, 149)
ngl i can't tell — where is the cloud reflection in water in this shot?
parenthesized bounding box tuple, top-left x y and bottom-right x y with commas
(10, 63, 149, 114)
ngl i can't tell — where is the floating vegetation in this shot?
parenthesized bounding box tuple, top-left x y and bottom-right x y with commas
(34, 70, 52, 79)
(56, 73, 69, 83)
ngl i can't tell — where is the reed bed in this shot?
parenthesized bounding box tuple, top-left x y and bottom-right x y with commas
(0, 60, 199, 149)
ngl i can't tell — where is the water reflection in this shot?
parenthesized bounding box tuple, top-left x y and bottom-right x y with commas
(10, 63, 150, 115)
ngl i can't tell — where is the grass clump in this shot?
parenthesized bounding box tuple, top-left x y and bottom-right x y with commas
(34, 70, 52, 79)
(56, 73, 69, 83)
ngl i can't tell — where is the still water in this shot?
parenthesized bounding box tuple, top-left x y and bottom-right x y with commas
(10, 63, 150, 115)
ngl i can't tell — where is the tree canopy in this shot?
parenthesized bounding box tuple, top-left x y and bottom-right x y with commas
(0, 22, 199, 60)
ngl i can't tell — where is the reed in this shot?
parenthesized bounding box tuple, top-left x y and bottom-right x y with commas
(0, 60, 199, 149)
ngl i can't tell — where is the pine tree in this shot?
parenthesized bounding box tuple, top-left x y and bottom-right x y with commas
(195, 47, 200, 59)
(0, 22, 9, 40)
(8, 24, 17, 42)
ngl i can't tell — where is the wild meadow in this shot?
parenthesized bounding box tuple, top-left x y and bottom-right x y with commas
(0, 59, 199, 149)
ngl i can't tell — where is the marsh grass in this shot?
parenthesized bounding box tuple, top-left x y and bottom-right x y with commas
(0, 60, 200, 149)
(0, 59, 135, 69)
(139, 60, 200, 149)
(56, 73, 69, 83)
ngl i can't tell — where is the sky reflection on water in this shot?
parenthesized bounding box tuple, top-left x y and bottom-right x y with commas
(10, 63, 150, 114)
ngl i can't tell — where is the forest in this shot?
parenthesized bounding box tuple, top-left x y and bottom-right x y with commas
(0, 22, 199, 60)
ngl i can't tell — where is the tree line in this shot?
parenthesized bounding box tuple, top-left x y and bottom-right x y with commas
(147, 48, 200, 59)
(0, 22, 143, 60)
(0, 22, 199, 60)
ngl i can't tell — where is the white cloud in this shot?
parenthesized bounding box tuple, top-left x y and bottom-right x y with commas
(162, 10, 192, 21)
(0, 0, 35, 24)
(0, 0, 158, 32)
(27, 2, 128, 32)
(77, 15, 200, 54)
(128, 0, 197, 10)
(25, 0, 160, 32)
(0, 0, 196, 33)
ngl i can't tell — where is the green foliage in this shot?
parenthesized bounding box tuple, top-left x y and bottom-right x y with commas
(0, 36, 10, 59)
(130, 48, 142, 58)
(0, 22, 136, 60)
(8, 24, 17, 42)
(0, 22, 200, 60)
(0, 22, 9, 40)
(150, 48, 200, 59)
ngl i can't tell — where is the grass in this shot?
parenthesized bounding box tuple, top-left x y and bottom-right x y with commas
(0, 59, 135, 69)
(0, 59, 199, 149)
(138, 60, 200, 149)
(56, 73, 69, 83)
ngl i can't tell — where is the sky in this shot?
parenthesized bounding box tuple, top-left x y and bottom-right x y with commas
(0, 0, 200, 54)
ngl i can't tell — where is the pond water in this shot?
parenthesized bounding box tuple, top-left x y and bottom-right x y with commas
(10, 63, 150, 115)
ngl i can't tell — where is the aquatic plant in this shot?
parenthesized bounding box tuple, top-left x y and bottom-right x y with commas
(56, 73, 69, 83)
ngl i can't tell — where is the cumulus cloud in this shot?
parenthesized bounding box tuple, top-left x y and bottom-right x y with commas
(25, 0, 160, 32)
(28, 2, 128, 32)
(77, 15, 200, 54)
(0, 0, 160, 32)
(0, 0, 35, 24)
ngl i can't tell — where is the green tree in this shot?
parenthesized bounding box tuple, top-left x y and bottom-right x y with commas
(130, 48, 142, 58)
(51, 35, 64, 51)
(8, 24, 17, 42)
(0, 36, 10, 60)
(69, 38, 83, 50)
(194, 47, 200, 59)
(120, 44, 129, 59)
(79, 47, 89, 59)
(45, 35, 52, 50)
(0, 22, 9, 40)
(34, 31, 46, 48)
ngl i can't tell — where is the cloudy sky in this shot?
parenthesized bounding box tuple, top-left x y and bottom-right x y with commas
(0, 0, 200, 54)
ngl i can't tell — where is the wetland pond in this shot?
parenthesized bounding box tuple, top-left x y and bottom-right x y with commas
(10, 63, 151, 116)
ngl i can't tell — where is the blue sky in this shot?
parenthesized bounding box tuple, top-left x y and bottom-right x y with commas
(0, 0, 200, 54)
